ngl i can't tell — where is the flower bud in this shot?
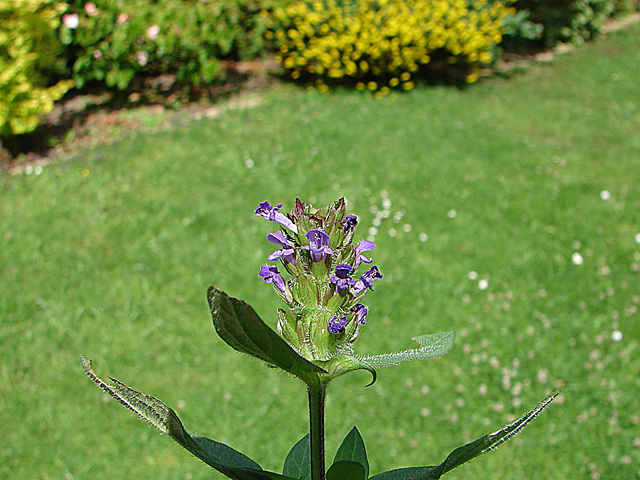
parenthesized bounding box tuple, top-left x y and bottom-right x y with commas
(277, 308, 299, 346)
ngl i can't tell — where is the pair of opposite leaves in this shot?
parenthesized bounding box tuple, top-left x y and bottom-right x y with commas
(82, 286, 558, 480)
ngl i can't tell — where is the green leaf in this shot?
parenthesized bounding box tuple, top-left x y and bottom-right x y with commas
(314, 354, 377, 386)
(282, 434, 310, 480)
(368, 466, 440, 480)
(207, 286, 326, 386)
(326, 460, 366, 480)
(368, 391, 559, 480)
(81, 356, 296, 480)
(116, 68, 135, 90)
(333, 427, 369, 479)
(358, 331, 455, 368)
(436, 390, 560, 476)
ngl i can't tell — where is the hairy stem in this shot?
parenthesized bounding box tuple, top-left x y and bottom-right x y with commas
(307, 385, 326, 480)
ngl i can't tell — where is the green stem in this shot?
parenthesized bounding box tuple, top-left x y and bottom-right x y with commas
(307, 384, 326, 480)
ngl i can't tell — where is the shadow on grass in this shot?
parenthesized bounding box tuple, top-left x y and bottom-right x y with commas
(0, 61, 270, 167)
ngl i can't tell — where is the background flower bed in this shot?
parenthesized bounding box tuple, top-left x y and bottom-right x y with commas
(264, 0, 513, 95)
(0, 0, 275, 142)
(58, 0, 274, 91)
(1, 0, 639, 146)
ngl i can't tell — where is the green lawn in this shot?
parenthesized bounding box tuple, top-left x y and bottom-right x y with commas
(1, 23, 639, 480)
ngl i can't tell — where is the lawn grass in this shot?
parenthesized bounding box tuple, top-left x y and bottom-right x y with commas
(1, 23, 639, 480)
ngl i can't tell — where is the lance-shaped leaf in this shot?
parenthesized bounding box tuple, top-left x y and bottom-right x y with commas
(81, 356, 295, 480)
(207, 286, 326, 386)
(357, 331, 455, 368)
(333, 427, 369, 480)
(369, 390, 559, 480)
(326, 460, 366, 480)
(282, 434, 311, 480)
(436, 390, 560, 475)
(367, 466, 439, 480)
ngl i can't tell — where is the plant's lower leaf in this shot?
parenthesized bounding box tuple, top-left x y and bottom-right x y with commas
(81, 356, 296, 480)
(326, 460, 366, 480)
(368, 466, 440, 480)
(437, 390, 560, 476)
(282, 434, 311, 480)
(208, 286, 326, 387)
(369, 390, 559, 480)
(357, 332, 455, 368)
(333, 427, 369, 479)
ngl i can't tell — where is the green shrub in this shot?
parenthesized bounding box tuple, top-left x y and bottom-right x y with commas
(60, 0, 274, 91)
(0, 0, 72, 137)
(613, 0, 640, 13)
(511, 0, 635, 47)
(265, 0, 514, 95)
(500, 8, 544, 50)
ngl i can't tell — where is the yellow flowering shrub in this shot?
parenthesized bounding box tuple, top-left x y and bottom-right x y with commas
(265, 0, 514, 94)
(1, 0, 72, 137)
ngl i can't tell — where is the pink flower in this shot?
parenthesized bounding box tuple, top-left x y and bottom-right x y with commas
(84, 2, 99, 16)
(116, 13, 130, 24)
(92, 49, 102, 59)
(136, 51, 148, 66)
(146, 25, 160, 40)
(62, 13, 79, 29)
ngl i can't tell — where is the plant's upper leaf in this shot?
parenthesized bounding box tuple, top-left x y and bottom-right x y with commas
(358, 332, 455, 368)
(326, 460, 366, 480)
(314, 354, 377, 386)
(207, 286, 326, 386)
(282, 434, 311, 480)
(314, 332, 456, 388)
(81, 356, 296, 480)
(369, 390, 560, 480)
(333, 427, 369, 479)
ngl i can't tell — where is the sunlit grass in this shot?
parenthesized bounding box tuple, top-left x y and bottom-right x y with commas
(1, 23, 639, 480)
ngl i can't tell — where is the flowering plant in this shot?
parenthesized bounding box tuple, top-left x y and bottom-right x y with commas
(0, 0, 72, 136)
(58, 0, 271, 91)
(265, 0, 514, 95)
(82, 198, 558, 480)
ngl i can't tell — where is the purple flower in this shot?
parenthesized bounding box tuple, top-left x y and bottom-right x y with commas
(301, 229, 333, 262)
(258, 264, 286, 294)
(266, 232, 296, 265)
(328, 316, 348, 334)
(255, 201, 298, 233)
(351, 304, 368, 324)
(354, 240, 376, 268)
(343, 215, 358, 232)
(330, 263, 355, 290)
(353, 265, 383, 295)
